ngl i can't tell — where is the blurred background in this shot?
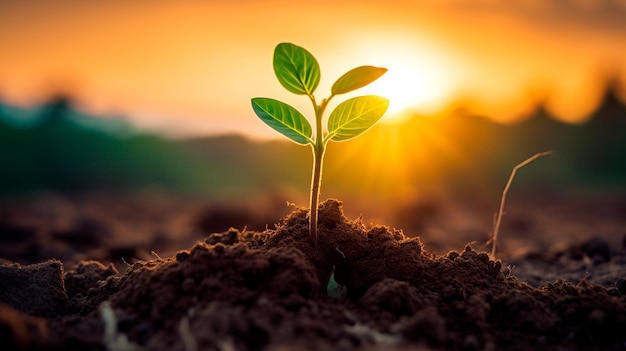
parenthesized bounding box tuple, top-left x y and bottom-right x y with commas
(1, 0, 625, 263)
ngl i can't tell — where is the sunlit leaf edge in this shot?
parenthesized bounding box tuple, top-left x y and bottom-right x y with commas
(251, 97, 312, 145)
(331, 66, 387, 95)
(328, 95, 389, 142)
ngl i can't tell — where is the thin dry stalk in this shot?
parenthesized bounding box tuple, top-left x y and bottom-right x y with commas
(490, 151, 552, 260)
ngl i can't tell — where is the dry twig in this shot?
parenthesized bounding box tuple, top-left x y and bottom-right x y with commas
(491, 151, 552, 260)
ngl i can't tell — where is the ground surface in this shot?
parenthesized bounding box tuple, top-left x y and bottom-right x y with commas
(0, 193, 625, 350)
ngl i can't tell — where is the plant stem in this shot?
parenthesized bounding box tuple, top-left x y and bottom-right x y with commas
(308, 96, 330, 247)
(309, 143, 325, 247)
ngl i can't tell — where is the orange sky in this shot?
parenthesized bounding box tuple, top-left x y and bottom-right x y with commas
(1, 0, 625, 139)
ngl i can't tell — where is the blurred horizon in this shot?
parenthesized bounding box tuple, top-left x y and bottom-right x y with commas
(2, 83, 626, 249)
(2, 79, 625, 195)
(1, 0, 626, 139)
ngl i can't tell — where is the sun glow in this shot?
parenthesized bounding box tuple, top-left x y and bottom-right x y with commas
(349, 34, 461, 124)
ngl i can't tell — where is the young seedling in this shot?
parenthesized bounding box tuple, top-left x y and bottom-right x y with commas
(252, 43, 389, 247)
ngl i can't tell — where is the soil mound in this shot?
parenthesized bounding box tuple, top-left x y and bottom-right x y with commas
(1, 199, 625, 350)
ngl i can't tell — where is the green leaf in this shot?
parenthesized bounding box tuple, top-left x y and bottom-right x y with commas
(326, 270, 347, 299)
(273, 43, 320, 95)
(251, 97, 312, 145)
(328, 96, 389, 142)
(331, 66, 387, 95)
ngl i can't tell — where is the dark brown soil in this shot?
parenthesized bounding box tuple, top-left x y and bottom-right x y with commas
(1, 198, 625, 350)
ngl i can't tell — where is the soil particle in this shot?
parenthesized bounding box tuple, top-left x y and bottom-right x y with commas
(359, 278, 423, 317)
(0, 260, 68, 317)
(64, 260, 118, 299)
(1, 198, 626, 350)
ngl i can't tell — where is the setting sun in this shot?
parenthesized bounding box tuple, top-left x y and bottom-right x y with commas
(348, 35, 461, 124)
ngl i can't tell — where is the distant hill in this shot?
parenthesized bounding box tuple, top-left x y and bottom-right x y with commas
(0, 97, 205, 195)
(0, 97, 313, 199)
(1, 82, 625, 202)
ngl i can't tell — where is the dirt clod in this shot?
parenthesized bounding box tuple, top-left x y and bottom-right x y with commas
(0, 260, 68, 317)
